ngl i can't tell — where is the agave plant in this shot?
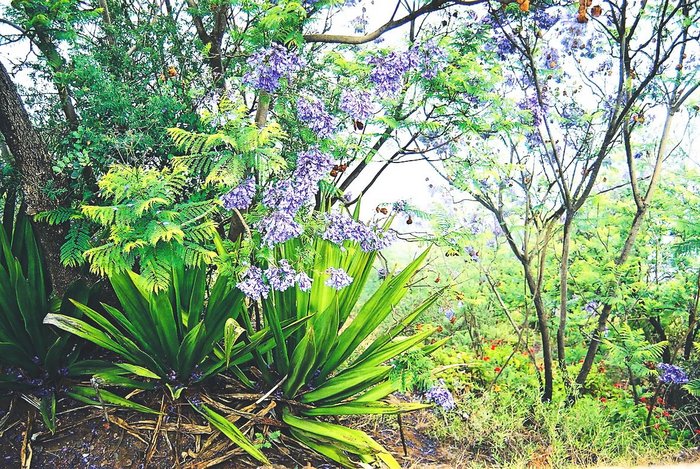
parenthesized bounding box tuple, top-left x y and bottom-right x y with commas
(0, 203, 140, 431)
(45, 259, 307, 463)
(241, 213, 445, 468)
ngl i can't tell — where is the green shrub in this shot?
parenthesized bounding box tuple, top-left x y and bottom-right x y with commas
(0, 203, 106, 431)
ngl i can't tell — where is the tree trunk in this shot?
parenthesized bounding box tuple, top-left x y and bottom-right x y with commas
(558, 213, 574, 390)
(576, 109, 674, 388)
(524, 262, 554, 402)
(0, 60, 76, 294)
(648, 316, 671, 363)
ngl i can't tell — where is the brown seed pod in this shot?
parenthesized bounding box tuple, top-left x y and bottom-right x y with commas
(380, 207, 388, 215)
(406, 216, 413, 225)
(167, 66, 178, 77)
(591, 5, 602, 17)
(330, 169, 338, 177)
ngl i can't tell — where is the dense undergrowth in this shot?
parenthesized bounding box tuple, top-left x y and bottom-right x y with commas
(1, 0, 700, 467)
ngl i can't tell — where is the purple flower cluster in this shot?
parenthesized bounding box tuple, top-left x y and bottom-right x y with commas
(325, 267, 353, 290)
(322, 212, 395, 252)
(243, 44, 304, 93)
(418, 40, 448, 79)
(221, 176, 255, 210)
(424, 380, 456, 411)
(533, 9, 560, 30)
(256, 211, 304, 246)
(339, 88, 374, 121)
(519, 94, 546, 127)
(542, 48, 560, 70)
(443, 308, 456, 321)
(297, 96, 335, 138)
(657, 363, 689, 385)
(583, 300, 599, 315)
(258, 148, 335, 246)
(368, 51, 411, 96)
(367, 42, 447, 96)
(237, 260, 314, 299)
(265, 259, 297, 292)
(296, 272, 313, 292)
(237, 265, 270, 300)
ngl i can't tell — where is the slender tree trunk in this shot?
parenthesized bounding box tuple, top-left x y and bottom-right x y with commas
(576, 109, 674, 388)
(558, 213, 574, 389)
(648, 316, 671, 363)
(524, 262, 554, 402)
(0, 60, 76, 294)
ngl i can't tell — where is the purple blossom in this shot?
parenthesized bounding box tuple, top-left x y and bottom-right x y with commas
(417, 40, 448, 79)
(351, 12, 368, 34)
(443, 308, 456, 321)
(464, 246, 479, 262)
(424, 380, 456, 411)
(325, 267, 353, 290)
(221, 176, 255, 210)
(265, 259, 297, 292)
(519, 94, 546, 127)
(367, 42, 446, 96)
(392, 200, 408, 213)
(533, 9, 559, 30)
(296, 272, 313, 292)
(657, 363, 689, 385)
(368, 51, 413, 96)
(322, 212, 395, 251)
(542, 48, 560, 69)
(294, 147, 335, 184)
(297, 96, 335, 138)
(339, 88, 374, 121)
(258, 148, 335, 246)
(237, 265, 270, 300)
(263, 180, 309, 215)
(258, 211, 304, 246)
(584, 300, 599, 315)
(243, 44, 304, 93)
(263, 148, 333, 216)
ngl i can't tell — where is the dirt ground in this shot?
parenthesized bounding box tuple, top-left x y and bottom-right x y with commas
(1, 395, 699, 469)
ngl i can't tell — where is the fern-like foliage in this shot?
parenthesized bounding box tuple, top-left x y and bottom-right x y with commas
(603, 324, 667, 378)
(80, 164, 218, 291)
(168, 97, 287, 188)
(685, 379, 700, 397)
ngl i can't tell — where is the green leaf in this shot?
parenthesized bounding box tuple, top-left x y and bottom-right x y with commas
(301, 401, 430, 417)
(223, 318, 244, 368)
(193, 403, 270, 464)
(300, 366, 391, 404)
(67, 386, 158, 414)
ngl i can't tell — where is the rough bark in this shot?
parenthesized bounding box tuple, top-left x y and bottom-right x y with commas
(0, 60, 76, 294)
